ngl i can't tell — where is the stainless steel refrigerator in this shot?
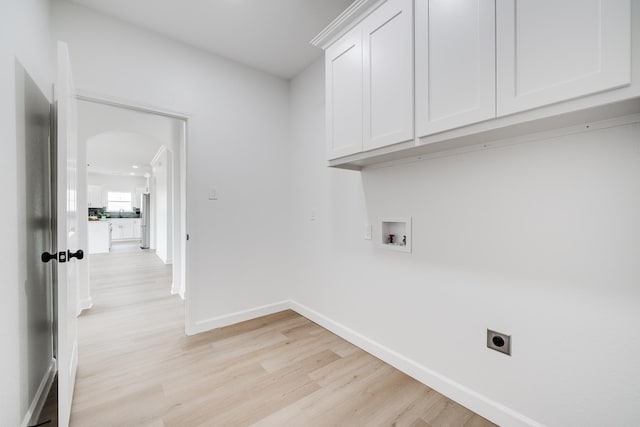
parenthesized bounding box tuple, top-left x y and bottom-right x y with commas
(140, 193, 151, 249)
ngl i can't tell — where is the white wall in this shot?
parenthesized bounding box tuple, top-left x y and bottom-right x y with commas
(0, 1, 52, 425)
(151, 147, 172, 264)
(51, 0, 292, 332)
(289, 59, 640, 427)
(87, 173, 147, 209)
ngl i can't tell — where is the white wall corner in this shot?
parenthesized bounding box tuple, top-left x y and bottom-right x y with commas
(20, 358, 56, 427)
(188, 300, 292, 336)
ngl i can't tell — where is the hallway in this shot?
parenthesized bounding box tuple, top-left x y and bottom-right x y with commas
(70, 245, 494, 427)
(71, 243, 177, 425)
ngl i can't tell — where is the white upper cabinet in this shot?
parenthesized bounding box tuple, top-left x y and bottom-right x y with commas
(362, 0, 414, 151)
(316, 0, 637, 168)
(496, 0, 631, 116)
(415, 0, 496, 136)
(326, 27, 364, 159)
(88, 185, 103, 208)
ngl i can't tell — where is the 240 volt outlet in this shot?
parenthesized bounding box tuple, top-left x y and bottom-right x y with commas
(487, 329, 511, 356)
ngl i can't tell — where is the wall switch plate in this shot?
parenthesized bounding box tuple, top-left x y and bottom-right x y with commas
(487, 329, 511, 356)
(364, 224, 372, 240)
(208, 186, 218, 200)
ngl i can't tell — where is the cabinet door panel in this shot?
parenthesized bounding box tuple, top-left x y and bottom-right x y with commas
(363, 0, 413, 151)
(416, 0, 495, 136)
(497, 0, 631, 115)
(326, 28, 363, 159)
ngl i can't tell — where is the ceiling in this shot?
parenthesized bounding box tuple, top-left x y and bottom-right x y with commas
(79, 100, 183, 177)
(66, 0, 353, 79)
(86, 131, 161, 177)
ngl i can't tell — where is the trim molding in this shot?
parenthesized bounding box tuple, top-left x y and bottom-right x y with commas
(188, 300, 291, 336)
(21, 358, 56, 427)
(310, 0, 386, 49)
(150, 145, 167, 167)
(76, 89, 192, 120)
(191, 300, 545, 426)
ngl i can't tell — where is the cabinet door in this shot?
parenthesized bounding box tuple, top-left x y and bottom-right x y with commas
(326, 27, 363, 159)
(415, 0, 495, 137)
(497, 0, 631, 116)
(133, 220, 141, 239)
(87, 185, 102, 207)
(111, 222, 122, 240)
(362, 0, 414, 151)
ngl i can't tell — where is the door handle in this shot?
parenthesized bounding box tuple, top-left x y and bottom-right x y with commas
(41, 251, 57, 263)
(40, 251, 68, 263)
(68, 249, 84, 260)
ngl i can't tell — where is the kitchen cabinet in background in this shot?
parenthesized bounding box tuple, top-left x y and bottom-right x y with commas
(88, 221, 110, 254)
(87, 185, 103, 207)
(110, 218, 140, 241)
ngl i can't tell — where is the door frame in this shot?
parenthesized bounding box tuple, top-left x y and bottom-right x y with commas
(74, 90, 192, 331)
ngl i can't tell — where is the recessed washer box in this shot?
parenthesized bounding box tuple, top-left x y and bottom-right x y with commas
(380, 217, 411, 253)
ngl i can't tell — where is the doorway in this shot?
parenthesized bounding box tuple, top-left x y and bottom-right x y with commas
(76, 97, 188, 306)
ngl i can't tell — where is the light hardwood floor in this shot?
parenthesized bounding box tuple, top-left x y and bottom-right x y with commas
(71, 242, 496, 427)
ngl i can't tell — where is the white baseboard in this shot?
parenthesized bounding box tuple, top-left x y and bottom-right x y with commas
(189, 299, 542, 426)
(156, 253, 172, 264)
(189, 300, 291, 335)
(78, 296, 93, 312)
(21, 358, 56, 427)
(288, 301, 544, 427)
(170, 282, 180, 296)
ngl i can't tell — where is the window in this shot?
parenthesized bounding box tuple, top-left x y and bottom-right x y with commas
(107, 192, 132, 211)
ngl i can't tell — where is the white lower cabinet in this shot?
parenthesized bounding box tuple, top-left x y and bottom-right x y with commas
(110, 218, 140, 241)
(88, 221, 110, 254)
(496, 0, 631, 116)
(415, 0, 496, 136)
(133, 219, 141, 239)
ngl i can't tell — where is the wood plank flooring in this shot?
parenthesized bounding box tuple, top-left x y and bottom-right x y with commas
(71, 242, 496, 427)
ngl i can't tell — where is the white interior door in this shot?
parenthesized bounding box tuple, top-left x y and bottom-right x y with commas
(56, 41, 80, 427)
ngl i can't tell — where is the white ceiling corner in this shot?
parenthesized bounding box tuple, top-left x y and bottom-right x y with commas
(66, 0, 353, 79)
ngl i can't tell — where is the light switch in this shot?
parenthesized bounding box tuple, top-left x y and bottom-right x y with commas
(208, 186, 218, 200)
(364, 224, 372, 240)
